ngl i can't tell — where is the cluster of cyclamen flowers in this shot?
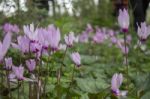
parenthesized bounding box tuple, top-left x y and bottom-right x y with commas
(1, 8, 150, 98)
(1, 22, 131, 98)
(110, 8, 150, 97)
(111, 8, 130, 97)
(79, 24, 131, 55)
(3, 23, 20, 33)
(1, 23, 81, 83)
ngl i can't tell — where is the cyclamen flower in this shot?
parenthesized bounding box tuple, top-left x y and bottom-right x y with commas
(47, 25, 61, 51)
(111, 36, 117, 44)
(86, 24, 93, 33)
(122, 46, 129, 55)
(30, 41, 42, 53)
(79, 32, 89, 43)
(117, 39, 124, 47)
(3, 23, 13, 33)
(12, 24, 20, 33)
(126, 35, 132, 44)
(71, 52, 81, 67)
(3, 23, 19, 33)
(12, 65, 24, 80)
(4, 57, 13, 70)
(118, 9, 129, 32)
(37, 28, 49, 49)
(137, 22, 150, 41)
(23, 23, 38, 41)
(26, 59, 36, 72)
(102, 27, 107, 34)
(11, 36, 30, 54)
(119, 45, 129, 55)
(95, 27, 102, 33)
(64, 32, 75, 47)
(0, 33, 12, 61)
(116, 38, 129, 54)
(111, 73, 127, 96)
(93, 31, 106, 44)
(108, 30, 115, 37)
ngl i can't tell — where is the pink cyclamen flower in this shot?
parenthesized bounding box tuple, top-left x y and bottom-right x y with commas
(93, 31, 106, 44)
(3, 23, 12, 33)
(12, 24, 20, 33)
(95, 27, 102, 33)
(3, 23, 20, 33)
(47, 24, 61, 51)
(111, 36, 117, 44)
(116, 39, 129, 54)
(26, 59, 36, 72)
(4, 57, 13, 70)
(118, 9, 129, 32)
(12, 65, 24, 80)
(30, 41, 42, 53)
(9, 73, 16, 80)
(79, 31, 89, 43)
(71, 52, 81, 67)
(86, 24, 93, 33)
(11, 36, 30, 54)
(0, 33, 12, 61)
(120, 46, 129, 55)
(111, 73, 127, 96)
(117, 38, 124, 47)
(126, 35, 132, 44)
(108, 30, 115, 37)
(37, 28, 49, 49)
(64, 32, 75, 47)
(137, 22, 150, 41)
(23, 23, 38, 41)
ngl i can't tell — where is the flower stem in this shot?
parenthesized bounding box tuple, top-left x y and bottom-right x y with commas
(56, 47, 68, 98)
(66, 64, 76, 98)
(29, 78, 32, 99)
(37, 49, 43, 99)
(22, 81, 25, 99)
(6, 70, 12, 98)
(57, 47, 68, 85)
(43, 49, 51, 98)
(123, 32, 129, 89)
(18, 80, 19, 99)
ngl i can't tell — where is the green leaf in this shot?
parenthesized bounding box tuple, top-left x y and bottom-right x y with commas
(141, 91, 150, 99)
(80, 93, 89, 99)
